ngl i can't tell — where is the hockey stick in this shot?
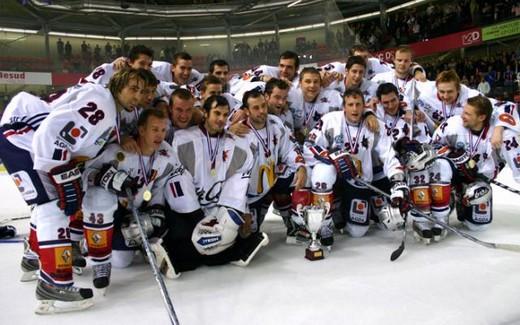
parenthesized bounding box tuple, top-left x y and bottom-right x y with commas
(390, 214, 407, 262)
(126, 188, 180, 325)
(0, 239, 23, 243)
(354, 176, 520, 253)
(491, 180, 520, 196)
(0, 215, 30, 225)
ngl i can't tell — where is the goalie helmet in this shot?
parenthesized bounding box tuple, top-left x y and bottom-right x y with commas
(395, 138, 436, 171)
(463, 181, 492, 206)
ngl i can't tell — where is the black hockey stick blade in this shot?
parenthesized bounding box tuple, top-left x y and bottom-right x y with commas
(390, 241, 405, 261)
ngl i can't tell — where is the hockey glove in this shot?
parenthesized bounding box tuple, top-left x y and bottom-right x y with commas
(446, 149, 478, 181)
(390, 175, 411, 214)
(95, 164, 139, 197)
(49, 162, 83, 216)
(144, 205, 168, 239)
(330, 151, 359, 181)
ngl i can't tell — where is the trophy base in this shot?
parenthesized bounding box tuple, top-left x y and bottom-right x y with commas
(305, 248, 324, 261)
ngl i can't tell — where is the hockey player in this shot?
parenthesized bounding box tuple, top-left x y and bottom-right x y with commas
(198, 75, 242, 120)
(162, 95, 268, 275)
(264, 78, 294, 132)
(29, 68, 151, 313)
(82, 108, 174, 287)
(325, 55, 378, 104)
(81, 45, 154, 86)
(371, 46, 423, 111)
(303, 88, 408, 244)
(319, 44, 393, 82)
(416, 70, 481, 133)
(375, 83, 430, 143)
(240, 90, 307, 242)
(292, 67, 343, 143)
(370, 83, 431, 233)
(208, 59, 230, 92)
(164, 88, 197, 144)
(119, 70, 160, 153)
(152, 51, 204, 86)
(231, 51, 300, 95)
(432, 95, 496, 233)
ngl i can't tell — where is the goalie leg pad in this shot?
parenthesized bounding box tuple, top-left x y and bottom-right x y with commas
(82, 188, 117, 264)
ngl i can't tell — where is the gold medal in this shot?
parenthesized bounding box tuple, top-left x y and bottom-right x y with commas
(211, 169, 217, 177)
(467, 159, 476, 169)
(302, 127, 309, 136)
(143, 189, 152, 202)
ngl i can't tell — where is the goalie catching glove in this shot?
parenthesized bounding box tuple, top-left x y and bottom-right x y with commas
(192, 206, 244, 255)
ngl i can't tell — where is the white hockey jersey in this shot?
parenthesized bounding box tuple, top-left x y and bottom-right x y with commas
(371, 71, 418, 112)
(32, 83, 119, 172)
(375, 107, 431, 143)
(151, 61, 204, 86)
(81, 63, 117, 86)
(432, 115, 496, 180)
(328, 78, 378, 103)
(289, 88, 343, 132)
(84, 141, 174, 207)
(0, 92, 50, 152)
(415, 81, 481, 132)
(165, 126, 253, 214)
(319, 58, 393, 80)
(155, 80, 199, 99)
(243, 115, 304, 203)
(304, 111, 403, 184)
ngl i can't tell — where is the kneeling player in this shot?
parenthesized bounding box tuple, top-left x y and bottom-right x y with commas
(82, 109, 174, 289)
(163, 95, 268, 276)
(303, 89, 408, 247)
(433, 96, 496, 233)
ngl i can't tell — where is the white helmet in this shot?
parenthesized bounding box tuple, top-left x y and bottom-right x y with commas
(377, 205, 405, 231)
(398, 140, 437, 171)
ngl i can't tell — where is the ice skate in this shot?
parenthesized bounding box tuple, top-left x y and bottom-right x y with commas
(35, 280, 93, 314)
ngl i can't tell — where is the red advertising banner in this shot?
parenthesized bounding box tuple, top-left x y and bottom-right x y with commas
(372, 27, 482, 62)
(51, 73, 86, 86)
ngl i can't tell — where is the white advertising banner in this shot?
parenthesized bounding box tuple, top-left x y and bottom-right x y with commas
(0, 71, 52, 85)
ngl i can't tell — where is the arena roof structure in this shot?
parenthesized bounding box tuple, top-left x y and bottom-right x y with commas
(1, 0, 411, 38)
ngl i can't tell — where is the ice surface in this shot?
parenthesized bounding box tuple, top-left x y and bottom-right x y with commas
(1, 169, 520, 325)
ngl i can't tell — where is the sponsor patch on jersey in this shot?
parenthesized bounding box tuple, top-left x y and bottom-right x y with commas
(54, 246, 72, 268)
(52, 148, 68, 161)
(58, 121, 88, 145)
(95, 127, 112, 147)
(169, 181, 184, 198)
(350, 199, 368, 224)
(11, 171, 37, 201)
(473, 202, 491, 223)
